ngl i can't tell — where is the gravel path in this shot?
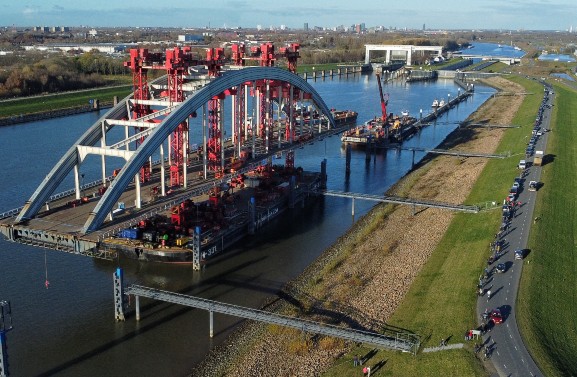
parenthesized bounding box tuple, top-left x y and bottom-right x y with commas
(191, 77, 525, 377)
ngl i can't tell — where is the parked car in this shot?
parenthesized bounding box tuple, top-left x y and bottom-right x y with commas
(529, 181, 538, 191)
(490, 308, 503, 324)
(518, 160, 527, 169)
(515, 249, 525, 260)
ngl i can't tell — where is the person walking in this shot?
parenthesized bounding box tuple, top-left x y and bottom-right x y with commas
(487, 290, 492, 301)
(353, 355, 358, 367)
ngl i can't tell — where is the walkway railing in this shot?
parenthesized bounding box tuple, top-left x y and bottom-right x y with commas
(319, 190, 480, 213)
(125, 284, 420, 354)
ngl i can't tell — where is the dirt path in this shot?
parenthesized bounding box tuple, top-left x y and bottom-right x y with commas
(192, 77, 525, 377)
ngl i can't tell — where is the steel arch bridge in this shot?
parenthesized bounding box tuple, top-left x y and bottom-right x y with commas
(15, 67, 337, 235)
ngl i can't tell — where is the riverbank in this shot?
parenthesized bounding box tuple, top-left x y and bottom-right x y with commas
(191, 76, 525, 377)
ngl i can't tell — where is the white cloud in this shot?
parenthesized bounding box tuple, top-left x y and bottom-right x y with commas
(23, 7, 39, 17)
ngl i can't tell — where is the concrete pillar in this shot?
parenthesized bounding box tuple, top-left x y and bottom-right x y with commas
(385, 50, 391, 64)
(289, 85, 294, 143)
(160, 144, 166, 196)
(74, 165, 81, 200)
(365, 45, 371, 64)
(101, 121, 107, 186)
(135, 172, 141, 209)
(135, 295, 140, 321)
(209, 310, 214, 338)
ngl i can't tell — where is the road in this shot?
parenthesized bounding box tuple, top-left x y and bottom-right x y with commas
(475, 81, 553, 376)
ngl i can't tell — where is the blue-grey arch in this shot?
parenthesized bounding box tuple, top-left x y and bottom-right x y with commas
(81, 67, 335, 233)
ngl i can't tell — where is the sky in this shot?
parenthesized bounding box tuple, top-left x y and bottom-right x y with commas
(1, 0, 577, 31)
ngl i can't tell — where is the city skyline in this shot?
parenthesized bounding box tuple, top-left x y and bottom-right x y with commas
(2, 0, 577, 31)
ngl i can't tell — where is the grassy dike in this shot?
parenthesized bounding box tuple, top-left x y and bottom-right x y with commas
(323, 76, 545, 376)
(517, 81, 577, 376)
(0, 86, 132, 118)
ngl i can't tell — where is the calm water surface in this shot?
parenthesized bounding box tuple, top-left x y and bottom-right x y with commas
(0, 74, 495, 376)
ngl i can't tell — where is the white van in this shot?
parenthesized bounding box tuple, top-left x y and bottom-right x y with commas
(518, 160, 527, 169)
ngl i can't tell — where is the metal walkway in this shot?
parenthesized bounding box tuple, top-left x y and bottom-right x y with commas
(401, 147, 509, 159)
(125, 284, 419, 354)
(465, 123, 520, 129)
(320, 190, 480, 213)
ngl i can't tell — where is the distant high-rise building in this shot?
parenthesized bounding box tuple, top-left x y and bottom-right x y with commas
(304, 22, 308, 31)
(423, 23, 426, 31)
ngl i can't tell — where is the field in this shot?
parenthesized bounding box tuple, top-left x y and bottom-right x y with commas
(517, 81, 577, 376)
(0, 86, 132, 118)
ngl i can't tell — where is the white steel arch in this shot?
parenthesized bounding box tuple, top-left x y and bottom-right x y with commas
(15, 67, 336, 234)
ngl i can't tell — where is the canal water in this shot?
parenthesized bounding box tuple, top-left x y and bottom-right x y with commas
(0, 74, 495, 376)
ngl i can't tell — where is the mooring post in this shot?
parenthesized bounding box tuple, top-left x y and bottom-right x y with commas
(113, 267, 125, 322)
(320, 159, 327, 190)
(135, 295, 140, 321)
(0, 332, 7, 377)
(0, 300, 13, 377)
(345, 144, 352, 175)
(412, 150, 416, 170)
(209, 310, 214, 338)
(366, 136, 372, 162)
(351, 197, 355, 221)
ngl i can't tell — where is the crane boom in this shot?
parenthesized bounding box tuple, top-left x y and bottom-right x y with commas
(375, 73, 388, 121)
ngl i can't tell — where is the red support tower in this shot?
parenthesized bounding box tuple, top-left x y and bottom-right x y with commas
(279, 43, 300, 73)
(165, 47, 189, 187)
(205, 48, 226, 176)
(124, 49, 156, 183)
(207, 95, 224, 174)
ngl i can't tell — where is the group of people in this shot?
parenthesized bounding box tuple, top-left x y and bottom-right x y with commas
(353, 355, 371, 376)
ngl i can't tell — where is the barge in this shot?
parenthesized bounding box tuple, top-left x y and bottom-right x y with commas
(340, 112, 417, 148)
(102, 163, 325, 268)
(341, 72, 417, 148)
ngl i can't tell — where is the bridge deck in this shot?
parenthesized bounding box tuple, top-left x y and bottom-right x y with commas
(0, 124, 352, 254)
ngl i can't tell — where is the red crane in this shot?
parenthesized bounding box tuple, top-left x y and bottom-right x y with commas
(375, 73, 389, 122)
